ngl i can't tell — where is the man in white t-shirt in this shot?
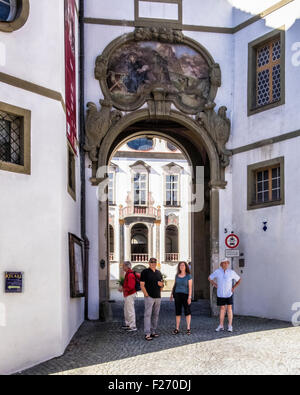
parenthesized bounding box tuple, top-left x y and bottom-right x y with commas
(208, 260, 241, 332)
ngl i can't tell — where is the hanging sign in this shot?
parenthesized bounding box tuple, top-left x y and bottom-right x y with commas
(225, 233, 240, 249)
(64, 0, 77, 154)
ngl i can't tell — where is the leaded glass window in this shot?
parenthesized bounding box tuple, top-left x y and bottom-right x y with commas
(0, 110, 22, 165)
(256, 38, 281, 108)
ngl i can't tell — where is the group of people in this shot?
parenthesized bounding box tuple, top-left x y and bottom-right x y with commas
(120, 257, 241, 341)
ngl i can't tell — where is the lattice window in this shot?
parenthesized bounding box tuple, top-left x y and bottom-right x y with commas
(0, 110, 22, 165)
(256, 38, 281, 108)
(255, 165, 281, 204)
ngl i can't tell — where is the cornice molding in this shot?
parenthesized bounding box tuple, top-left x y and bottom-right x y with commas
(0, 72, 66, 113)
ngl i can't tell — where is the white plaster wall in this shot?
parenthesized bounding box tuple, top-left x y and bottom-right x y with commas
(230, 0, 280, 26)
(231, 1, 300, 149)
(183, 0, 233, 27)
(0, 0, 66, 92)
(0, 0, 83, 375)
(231, 139, 300, 322)
(85, 0, 135, 20)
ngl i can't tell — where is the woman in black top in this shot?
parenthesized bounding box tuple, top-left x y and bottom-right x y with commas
(170, 261, 193, 335)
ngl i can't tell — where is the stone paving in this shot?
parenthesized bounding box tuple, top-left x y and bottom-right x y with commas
(18, 296, 300, 375)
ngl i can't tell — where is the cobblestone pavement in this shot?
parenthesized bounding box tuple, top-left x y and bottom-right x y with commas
(18, 297, 300, 375)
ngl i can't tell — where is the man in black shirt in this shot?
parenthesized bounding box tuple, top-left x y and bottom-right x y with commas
(140, 258, 164, 341)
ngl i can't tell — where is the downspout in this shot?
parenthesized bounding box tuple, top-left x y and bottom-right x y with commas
(79, 0, 89, 320)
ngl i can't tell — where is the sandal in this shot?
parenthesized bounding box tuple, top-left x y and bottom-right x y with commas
(151, 333, 159, 338)
(172, 329, 180, 335)
(145, 335, 153, 341)
(187, 329, 191, 335)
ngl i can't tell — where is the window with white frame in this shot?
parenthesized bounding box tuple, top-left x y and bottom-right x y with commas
(166, 174, 179, 207)
(134, 172, 148, 206)
(163, 162, 182, 207)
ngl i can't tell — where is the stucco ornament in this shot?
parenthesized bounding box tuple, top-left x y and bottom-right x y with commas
(134, 27, 184, 44)
(84, 100, 122, 162)
(197, 103, 231, 167)
(93, 28, 222, 115)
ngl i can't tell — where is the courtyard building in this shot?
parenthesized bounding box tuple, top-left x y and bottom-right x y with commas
(0, 0, 300, 375)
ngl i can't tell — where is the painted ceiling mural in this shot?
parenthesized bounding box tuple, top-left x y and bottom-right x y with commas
(107, 41, 210, 110)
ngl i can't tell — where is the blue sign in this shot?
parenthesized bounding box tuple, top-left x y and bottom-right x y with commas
(5, 272, 23, 293)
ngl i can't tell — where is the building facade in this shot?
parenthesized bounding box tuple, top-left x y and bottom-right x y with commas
(0, 0, 300, 374)
(108, 137, 191, 292)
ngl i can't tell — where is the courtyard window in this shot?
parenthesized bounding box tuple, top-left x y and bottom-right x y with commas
(0, 102, 30, 174)
(134, 172, 148, 206)
(127, 138, 153, 151)
(163, 162, 182, 207)
(165, 174, 179, 207)
(248, 29, 285, 116)
(247, 157, 284, 210)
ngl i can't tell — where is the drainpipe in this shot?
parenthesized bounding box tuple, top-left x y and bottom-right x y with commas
(79, 0, 89, 320)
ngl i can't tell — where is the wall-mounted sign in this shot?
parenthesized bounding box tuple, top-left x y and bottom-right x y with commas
(226, 249, 240, 258)
(5, 272, 23, 293)
(225, 233, 240, 249)
(64, 0, 77, 154)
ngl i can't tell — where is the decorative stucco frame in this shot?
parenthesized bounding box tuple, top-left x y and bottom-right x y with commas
(0, 0, 30, 33)
(94, 29, 220, 115)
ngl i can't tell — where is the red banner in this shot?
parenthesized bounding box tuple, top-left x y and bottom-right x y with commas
(64, 0, 77, 154)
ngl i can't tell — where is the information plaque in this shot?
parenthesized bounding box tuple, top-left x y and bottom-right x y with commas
(5, 272, 23, 293)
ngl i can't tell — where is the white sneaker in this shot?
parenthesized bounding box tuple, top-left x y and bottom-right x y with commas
(227, 326, 233, 332)
(126, 327, 137, 332)
(215, 325, 224, 332)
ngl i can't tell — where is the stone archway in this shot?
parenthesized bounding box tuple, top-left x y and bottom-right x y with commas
(84, 27, 232, 317)
(94, 110, 227, 315)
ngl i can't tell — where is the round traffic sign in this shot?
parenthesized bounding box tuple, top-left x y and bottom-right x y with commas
(225, 233, 239, 249)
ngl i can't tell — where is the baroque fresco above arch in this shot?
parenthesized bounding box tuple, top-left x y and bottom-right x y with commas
(94, 27, 221, 115)
(85, 27, 232, 175)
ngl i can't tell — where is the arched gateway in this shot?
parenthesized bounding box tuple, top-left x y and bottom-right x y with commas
(84, 27, 232, 316)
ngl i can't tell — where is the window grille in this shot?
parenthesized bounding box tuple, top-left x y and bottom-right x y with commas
(0, 110, 22, 165)
(256, 38, 281, 108)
